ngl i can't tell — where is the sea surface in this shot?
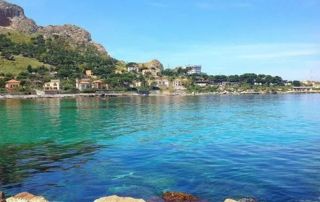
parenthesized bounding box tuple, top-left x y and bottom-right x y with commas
(0, 95, 320, 202)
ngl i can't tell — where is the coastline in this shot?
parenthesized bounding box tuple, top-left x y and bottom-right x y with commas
(1, 91, 319, 100)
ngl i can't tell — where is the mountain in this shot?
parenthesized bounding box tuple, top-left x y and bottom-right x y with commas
(0, 0, 165, 93)
(0, 0, 107, 55)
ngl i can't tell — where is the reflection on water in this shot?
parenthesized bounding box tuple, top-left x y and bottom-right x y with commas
(0, 95, 320, 202)
(0, 140, 101, 187)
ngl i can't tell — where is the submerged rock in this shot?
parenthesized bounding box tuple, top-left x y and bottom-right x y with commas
(6, 192, 48, 202)
(162, 192, 199, 202)
(94, 195, 146, 202)
(224, 198, 257, 202)
(0, 192, 6, 202)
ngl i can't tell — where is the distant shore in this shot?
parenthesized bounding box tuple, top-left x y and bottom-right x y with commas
(1, 91, 320, 100)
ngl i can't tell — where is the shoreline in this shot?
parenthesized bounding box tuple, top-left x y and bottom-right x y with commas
(0, 91, 320, 100)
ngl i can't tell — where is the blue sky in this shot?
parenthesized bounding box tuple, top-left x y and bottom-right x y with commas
(9, 0, 320, 80)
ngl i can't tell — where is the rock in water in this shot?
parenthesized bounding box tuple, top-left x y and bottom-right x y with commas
(162, 192, 199, 202)
(0, 192, 6, 202)
(224, 199, 237, 202)
(238, 198, 257, 202)
(224, 198, 257, 202)
(94, 195, 146, 202)
(6, 192, 48, 202)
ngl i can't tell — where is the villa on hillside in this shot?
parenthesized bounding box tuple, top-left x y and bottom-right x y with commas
(92, 80, 105, 89)
(5, 79, 20, 93)
(292, 86, 312, 92)
(195, 80, 209, 87)
(142, 68, 161, 77)
(43, 80, 60, 94)
(84, 70, 98, 79)
(154, 78, 170, 88)
(76, 79, 107, 91)
(76, 79, 92, 91)
(187, 65, 202, 75)
(127, 66, 139, 73)
(129, 81, 142, 88)
(172, 78, 188, 90)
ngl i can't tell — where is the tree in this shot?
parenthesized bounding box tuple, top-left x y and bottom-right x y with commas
(292, 80, 301, 87)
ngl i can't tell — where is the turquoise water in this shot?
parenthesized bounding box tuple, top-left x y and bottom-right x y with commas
(0, 95, 320, 202)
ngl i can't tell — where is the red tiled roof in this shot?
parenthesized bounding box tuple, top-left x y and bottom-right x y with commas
(6, 79, 20, 83)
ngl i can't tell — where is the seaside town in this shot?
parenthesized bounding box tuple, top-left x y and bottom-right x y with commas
(1, 62, 320, 98)
(0, 0, 319, 98)
(1, 1, 320, 202)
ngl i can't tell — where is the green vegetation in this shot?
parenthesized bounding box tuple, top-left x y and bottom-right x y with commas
(0, 55, 48, 75)
(0, 30, 306, 95)
(0, 33, 116, 79)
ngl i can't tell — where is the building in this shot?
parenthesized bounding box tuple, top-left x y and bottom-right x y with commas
(92, 80, 105, 89)
(127, 66, 139, 73)
(154, 78, 170, 88)
(292, 87, 312, 92)
(76, 79, 92, 91)
(313, 82, 320, 89)
(195, 80, 209, 87)
(130, 81, 142, 88)
(172, 78, 187, 90)
(187, 65, 202, 75)
(142, 68, 161, 77)
(5, 79, 20, 92)
(85, 70, 93, 77)
(76, 79, 107, 91)
(43, 80, 60, 93)
(84, 70, 98, 79)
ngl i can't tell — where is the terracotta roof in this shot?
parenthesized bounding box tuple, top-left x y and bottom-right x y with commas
(6, 79, 20, 83)
(80, 81, 91, 84)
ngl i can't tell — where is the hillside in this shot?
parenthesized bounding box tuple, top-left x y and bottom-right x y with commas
(0, 0, 118, 77)
(0, 55, 49, 75)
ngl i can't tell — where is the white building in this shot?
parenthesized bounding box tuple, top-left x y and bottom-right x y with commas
(187, 65, 202, 75)
(43, 80, 60, 92)
(127, 66, 139, 73)
(155, 78, 170, 88)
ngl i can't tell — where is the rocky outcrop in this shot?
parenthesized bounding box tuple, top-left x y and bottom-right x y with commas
(0, 0, 37, 33)
(140, 60, 163, 70)
(0, 0, 107, 54)
(6, 192, 48, 202)
(38, 24, 107, 53)
(0, 192, 6, 202)
(94, 195, 146, 202)
(162, 192, 199, 202)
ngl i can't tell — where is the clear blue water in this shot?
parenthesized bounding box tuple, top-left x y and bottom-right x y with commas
(0, 95, 320, 202)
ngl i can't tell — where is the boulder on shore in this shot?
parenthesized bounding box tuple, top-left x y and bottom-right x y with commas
(6, 192, 48, 202)
(94, 195, 146, 202)
(0, 192, 6, 202)
(162, 192, 199, 202)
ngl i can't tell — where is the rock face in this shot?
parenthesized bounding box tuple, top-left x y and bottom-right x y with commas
(0, 0, 107, 54)
(6, 192, 48, 202)
(94, 195, 146, 202)
(0, 0, 37, 33)
(38, 24, 107, 53)
(141, 60, 163, 70)
(162, 192, 199, 202)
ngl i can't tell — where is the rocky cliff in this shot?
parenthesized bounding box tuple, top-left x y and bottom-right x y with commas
(0, 0, 107, 54)
(140, 59, 163, 70)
